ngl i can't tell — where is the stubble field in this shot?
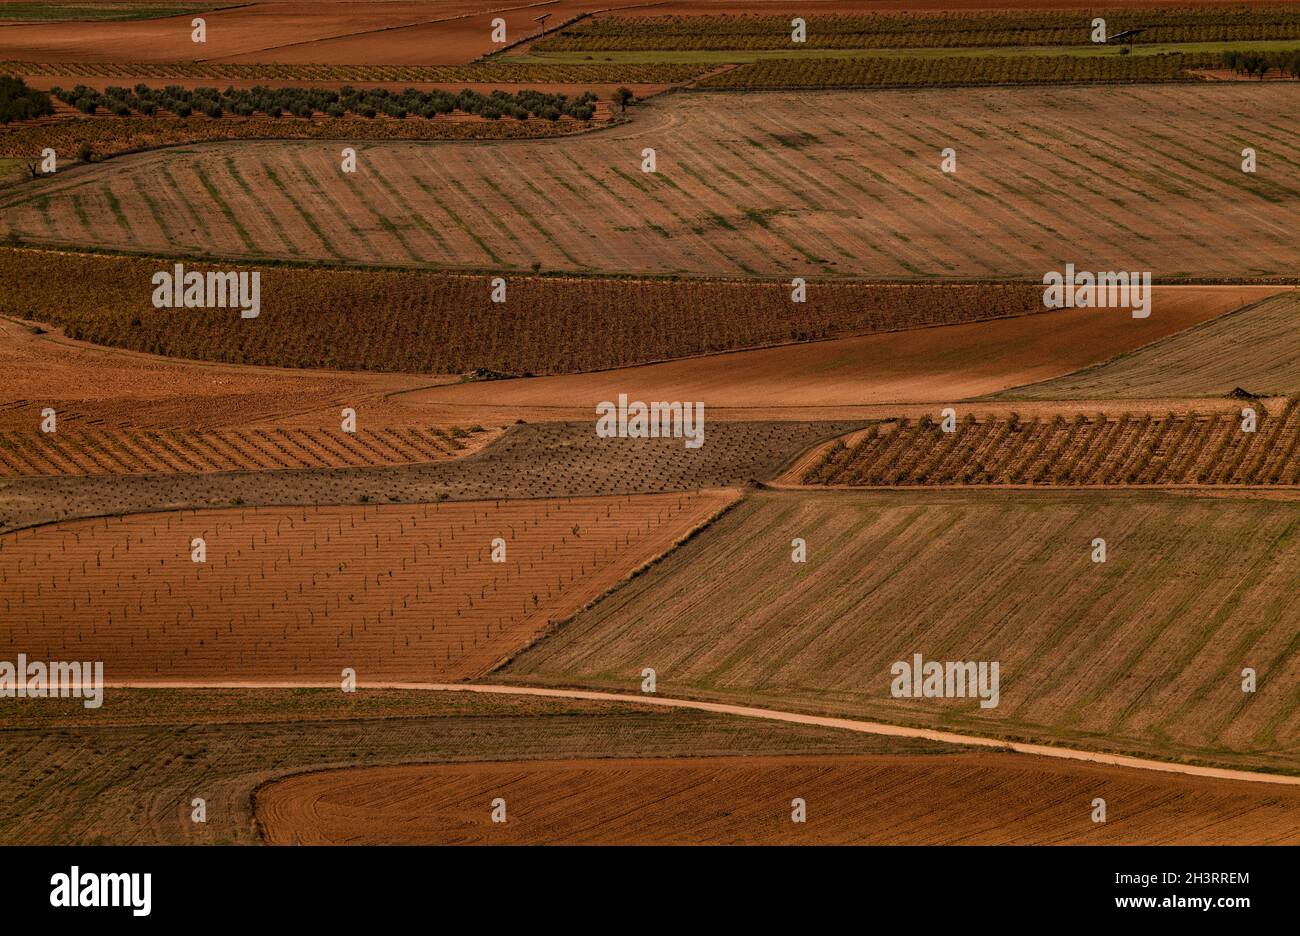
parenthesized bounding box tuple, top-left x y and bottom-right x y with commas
(498, 489, 1300, 774)
(0, 688, 948, 844)
(4, 85, 1297, 278)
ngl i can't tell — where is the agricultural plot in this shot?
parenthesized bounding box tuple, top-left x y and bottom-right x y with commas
(697, 52, 1224, 89)
(0, 427, 481, 476)
(0, 688, 937, 844)
(0, 112, 602, 162)
(804, 397, 1300, 486)
(0, 61, 703, 83)
(0, 313, 444, 434)
(0, 491, 736, 682)
(255, 753, 1300, 845)
(499, 489, 1300, 774)
(1, 249, 1046, 377)
(0, 421, 859, 534)
(3, 85, 1297, 278)
(1001, 290, 1300, 400)
(535, 8, 1300, 52)
(0, 2, 665, 66)
(411, 285, 1282, 415)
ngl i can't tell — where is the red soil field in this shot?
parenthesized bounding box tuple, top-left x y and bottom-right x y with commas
(0, 2, 548, 64)
(0, 427, 489, 477)
(254, 752, 1300, 845)
(0, 491, 737, 681)
(403, 286, 1285, 420)
(7, 1, 1261, 69)
(0, 315, 449, 433)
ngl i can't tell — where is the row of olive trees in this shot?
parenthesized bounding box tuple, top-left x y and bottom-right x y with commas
(1221, 49, 1300, 79)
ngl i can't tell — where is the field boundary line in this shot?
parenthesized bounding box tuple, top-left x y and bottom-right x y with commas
(102, 681, 1300, 786)
(486, 487, 746, 672)
(985, 288, 1299, 400)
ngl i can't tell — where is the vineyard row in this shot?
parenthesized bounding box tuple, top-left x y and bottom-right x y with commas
(0, 427, 476, 477)
(698, 53, 1226, 90)
(0, 249, 1043, 376)
(540, 8, 1300, 51)
(804, 399, 1300, 486)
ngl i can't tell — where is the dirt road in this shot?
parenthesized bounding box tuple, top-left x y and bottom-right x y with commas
(107, 680, 1300, 786)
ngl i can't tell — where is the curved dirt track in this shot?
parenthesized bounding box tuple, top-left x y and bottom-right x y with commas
(254, 752, 1300, 845)
(110, 681, 1300, 786)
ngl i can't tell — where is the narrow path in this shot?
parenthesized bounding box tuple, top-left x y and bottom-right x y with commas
(106, 680, 1300, 786)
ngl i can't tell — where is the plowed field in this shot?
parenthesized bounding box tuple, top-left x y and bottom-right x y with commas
(254, 753, 1300, 845)
(0, 490, 737, 681)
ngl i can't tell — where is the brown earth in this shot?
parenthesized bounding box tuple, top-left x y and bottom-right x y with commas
(0, 489, 737, 681)
(997, 290, 1300, 401)
(6, 86, 1295, 278)
(402, 286, 1289, 420)
(0, 315, 446, 432)
(498, 488, 1300, 774)
(0, 420, 850, 533)
(0, 687, 956, 845)
(0, 2, 609, 64)
(4, 1, 1266, 69)
(0, 426, 500, 476)
(254, 752, 1300, 845)
(803, 398, 1300, 486)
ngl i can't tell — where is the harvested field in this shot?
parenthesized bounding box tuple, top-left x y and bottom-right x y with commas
(255, 752, 1300, 845)
(0, 427, 484, 476)
(499, 489, 1300, 774)
(1, 249, 1050, 377)
(1001, 290, 1300, 400)
(804, 397, 1300, 486)
(3, 85, 1297, 278)
(0, 688, 945, 844)
(0, 490, 737, 681)
(0, 420, 860, 533)
(408, 285, 1283, 416)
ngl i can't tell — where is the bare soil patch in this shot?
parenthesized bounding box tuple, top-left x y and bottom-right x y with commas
(255, 752, 1300, 844)
(1000, 289, 1300, 400)
(0, 490, 736, 681)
